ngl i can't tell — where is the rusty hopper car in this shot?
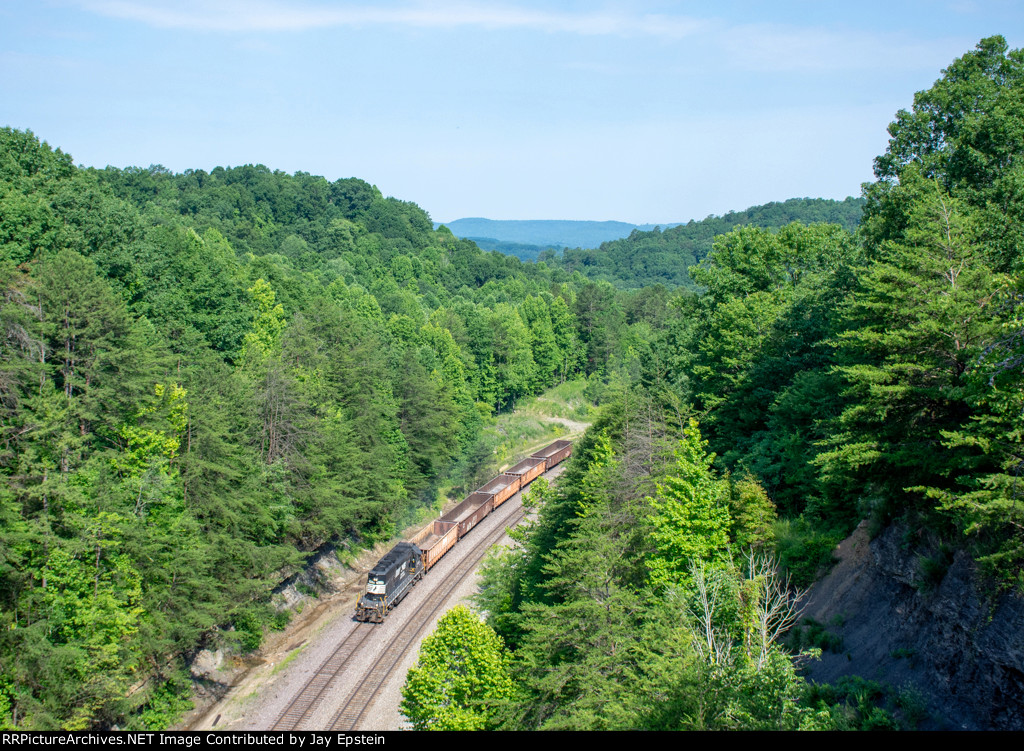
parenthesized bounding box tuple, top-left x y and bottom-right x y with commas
(354, 542, 423, 623)
(408, 520, 459, 572)
(531, 439, 572, 469)
(503, 456, 546, 487)
(440, 492, 494, 539)
(354, 439, 573, 623)
(476, 474, 521, 509)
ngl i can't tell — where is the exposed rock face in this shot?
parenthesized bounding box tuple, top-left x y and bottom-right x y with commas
(190, 649, 230, 683)
(183, 545, 358, 694)
(802, 521, 1024, 730)
(274, 543, 352, 609)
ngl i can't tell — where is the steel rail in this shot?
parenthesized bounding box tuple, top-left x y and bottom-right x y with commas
(327, 502, 527, 730)
(270, 622, 376, 730)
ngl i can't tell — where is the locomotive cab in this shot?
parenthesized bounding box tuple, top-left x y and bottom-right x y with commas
(354, 542, 423, 623)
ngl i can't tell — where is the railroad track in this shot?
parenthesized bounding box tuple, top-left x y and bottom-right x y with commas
(270, 622, 376, 730)
(267, 490, 529, 731)
(327, 502, 527, 731)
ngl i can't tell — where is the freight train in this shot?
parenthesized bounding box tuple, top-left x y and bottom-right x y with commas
(354, 439, 572, 623)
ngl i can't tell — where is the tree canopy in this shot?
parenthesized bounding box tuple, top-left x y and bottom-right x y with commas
(400, 606, 515, 730)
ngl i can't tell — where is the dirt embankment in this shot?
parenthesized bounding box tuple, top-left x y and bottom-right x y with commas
(801, 521, 1024, 730)
(539, 416, 590, 435)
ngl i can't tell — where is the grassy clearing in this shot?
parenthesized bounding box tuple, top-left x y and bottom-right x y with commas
(486, 379, 592, 470)
(425, 379, 594, 525)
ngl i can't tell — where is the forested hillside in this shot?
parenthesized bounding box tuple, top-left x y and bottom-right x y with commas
(2, 33, 1022, 733)
(552, 196, 865, 289)
(0, 131, 674, 729)
(404, 37, 1024, 731)
(452, 237, 561, 263)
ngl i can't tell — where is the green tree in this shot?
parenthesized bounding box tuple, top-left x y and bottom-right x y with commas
(866, 36, 1024, 271)
(489, 303, 536, 410)
(725, 473, 777, 551)
(240, 279, 286, 362)
(646, 419, 732, 591)
(574, 282, 622, 375)
(682, 223, 859, 514)
(919, 271, 1024, 580)
(401, 606, 515, 730)
(489, 430, 653, 730)
(819, 179, 1001, 517)
(518, 295, 559, 389)
(35, 546, 143, 729)
(548, 295, 584, 381)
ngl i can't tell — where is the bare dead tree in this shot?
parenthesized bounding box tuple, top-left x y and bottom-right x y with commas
(254, 361, 312, 465)
(742, 552, 807, 670)
(683, 559, 733, 667)
(681, 553, 807, 672)
(613, 392, 677, 504)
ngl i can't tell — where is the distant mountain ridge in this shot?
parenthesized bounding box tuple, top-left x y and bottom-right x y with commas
(439, 197, 866, 276)
(440, 194, 864, 262)
(555, 196, 865, 289)
(437, 217, 680, 252)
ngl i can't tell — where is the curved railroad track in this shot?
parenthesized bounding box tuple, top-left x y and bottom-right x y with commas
(267, 491, 529, 731)
(327, 503, 527, 730)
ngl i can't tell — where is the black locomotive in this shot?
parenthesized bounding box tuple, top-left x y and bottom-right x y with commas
(354, 542, 423, 623)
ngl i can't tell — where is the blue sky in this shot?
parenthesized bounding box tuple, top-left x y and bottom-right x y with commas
(2, 1, 1022, 223)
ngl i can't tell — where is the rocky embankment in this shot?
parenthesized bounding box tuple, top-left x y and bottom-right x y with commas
(177, 542, 381, 729)
(802, 521, 1024, 730)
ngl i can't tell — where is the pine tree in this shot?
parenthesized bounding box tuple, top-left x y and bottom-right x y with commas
(819, 178, 1001, 516)
(921, 271, 1024, 580)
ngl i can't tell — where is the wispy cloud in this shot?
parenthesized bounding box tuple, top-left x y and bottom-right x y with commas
(723, 23, 961, 72)
(72, 1, 962, 74)
(76, 0, 708, 37)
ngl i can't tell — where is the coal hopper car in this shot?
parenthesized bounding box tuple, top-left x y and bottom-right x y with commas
(408, 520, 459, 572)
(354, 438, 572, 623)
(530, 439, 572, 469)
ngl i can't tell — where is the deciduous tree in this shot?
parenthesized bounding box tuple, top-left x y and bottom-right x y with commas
(401, 606, 514, 730)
